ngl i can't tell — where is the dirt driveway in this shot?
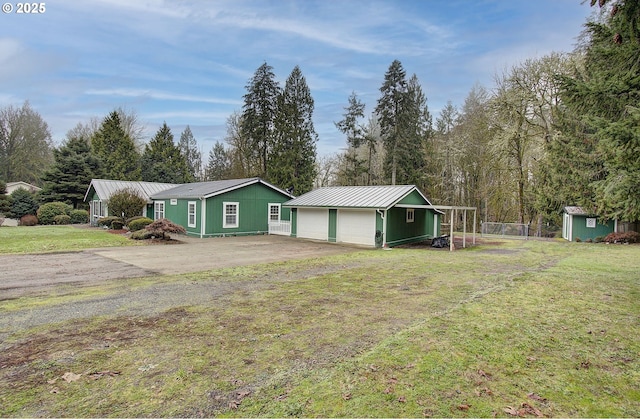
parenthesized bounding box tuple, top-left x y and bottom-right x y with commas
(0, 235, 360, 299)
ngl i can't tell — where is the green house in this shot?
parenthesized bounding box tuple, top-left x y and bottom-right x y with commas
(283, 185, 443, 247)
(149, 178, 294, 238)
(562, 206, 615, 242)
(84, 179, 177, 226)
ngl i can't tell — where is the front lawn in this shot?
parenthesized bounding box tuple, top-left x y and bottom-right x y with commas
(0, 225, 137, 254)
(0, 240, 638, 417)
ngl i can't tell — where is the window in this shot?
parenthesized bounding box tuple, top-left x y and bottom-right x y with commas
(223, 202, 239, 228)
(170, 198, 178, 206)
(154, 201, 165, 220)
(586, 218, 596, 228)
(188, 201, 197, 228)
(406, 208, 415, 223)
(269, 203, 281, 222)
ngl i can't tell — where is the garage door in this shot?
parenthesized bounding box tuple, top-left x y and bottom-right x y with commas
(337, 209, 376, 246)
(297, 208, 329, 241)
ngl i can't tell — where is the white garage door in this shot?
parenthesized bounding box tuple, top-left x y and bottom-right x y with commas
(337, 209, 376, 246)
(297, 208, 329, 241)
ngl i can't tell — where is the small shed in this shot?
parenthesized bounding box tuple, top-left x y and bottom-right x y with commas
(84, 179, 177, 225)
(149, 178, 294, 238)
(283, 185, 443, 247)
(6, 181, 42, 194)
(562, 206, 615, 242)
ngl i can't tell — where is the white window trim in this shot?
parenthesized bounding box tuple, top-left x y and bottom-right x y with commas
(269, 203, 281, 222)
(188, 201, 197, 228)
(223, 201, 239, 228)
(154, 201, 165, 220)
(406, 208, 415, 223)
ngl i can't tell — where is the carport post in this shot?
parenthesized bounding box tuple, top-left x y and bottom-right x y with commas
(463, 209, 467, 248)
(449, 208, 455, 252)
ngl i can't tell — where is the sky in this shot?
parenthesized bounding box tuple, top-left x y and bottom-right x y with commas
(1, 0, 595, 158)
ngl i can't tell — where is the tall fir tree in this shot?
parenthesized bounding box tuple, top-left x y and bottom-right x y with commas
(375, 60, 408, 185)
(241, 62, 280, 178)
(335, 92, 367, 185)
(178, 125, 201, 182)
(39, 134, 102, 208)
(140, 122, 190, 183)
(560, 0, 640, 221)
(270, 66, 318, 194)
(91, 111, 141, 181)
(205, 141, 231, 181)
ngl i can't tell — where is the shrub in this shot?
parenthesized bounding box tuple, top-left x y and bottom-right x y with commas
(37, 202, 72, 225)
(19, 214, 38, 226)
(70, 209, 89, 224)
(130, 229, 155, 240)
(98, 216, 121, 228)
(111, 220, 125, 230)
(126, 215, 145, 225)
(575, 237, 581, 242)
(603, 231, 640, 244)
(145, 218, 186, 240)
(128, 217, 153, 232)
(9, 188, 38, 219)
(108, 188, 147, 221)
(54, 214, 71, 225)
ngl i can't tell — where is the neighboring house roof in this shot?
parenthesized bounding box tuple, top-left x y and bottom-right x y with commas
(150, 177, 294, 200)
(84, 179, 177, 203)
(284, 184, 434, 210)
(6, 181, 42, 193)
(564, 206, 593, 216)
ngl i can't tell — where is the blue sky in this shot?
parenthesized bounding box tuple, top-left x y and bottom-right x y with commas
(1, 0, 594, 157)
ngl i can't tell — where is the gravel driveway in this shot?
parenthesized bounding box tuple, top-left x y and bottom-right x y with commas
(0, 235, 360, 342)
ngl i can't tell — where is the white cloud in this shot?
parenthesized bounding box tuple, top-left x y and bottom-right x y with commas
(85, 88, 242, 106)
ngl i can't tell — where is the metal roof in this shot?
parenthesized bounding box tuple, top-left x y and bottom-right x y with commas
(284, 185, 429, 209)
(150, 178, 294, 200)
(564, 206, 593, 216)
(84, 179, 177, 203)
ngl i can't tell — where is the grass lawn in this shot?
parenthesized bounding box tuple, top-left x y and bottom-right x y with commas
(0, 238, 638, 417)
(0, 225, 137, 254)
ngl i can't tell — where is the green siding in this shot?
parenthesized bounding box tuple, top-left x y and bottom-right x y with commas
(328, 209, 337, 242)
(397, 190, 429, 206)
(203, 183, 291, 237)
(385, 207, 437, 247)
(291, 208, 297, 238)
(570, 215, 614, 242)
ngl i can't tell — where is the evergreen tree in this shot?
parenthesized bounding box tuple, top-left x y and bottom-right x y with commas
(398, 74, 430, 189)
(140, 122, 189, 183)
(91, 111, 141, 180)
(0, 180, 12, 216)
(560, 0, 640, 221)
(178, 126, 201, 181)
(270, 66, 318, 194)
(9, 188, 38, 219)
(39, 133, 102, 209)
(205, 141, 232, 181)
(375, 60, 408, 185)
(335, 92, 367, 185)
(241, 62, 280, 178)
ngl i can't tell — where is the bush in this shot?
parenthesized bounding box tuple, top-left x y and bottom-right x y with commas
(111, 220, 125, 230)
(126, 215, 145, 225)
(37, 202, 72, 225)
(128, 217, 153, 232)
(19, 214, 38, 226)
(54, 214, 71, 225)
(130, 229, 155, 240)
(603, 231, 640, 244)
(9, 188, 38, 219)
(145, 218, 186, 240)
(70, 209, 89, 224)
(108, 188, 147, 221)
(98, 216, 121, 228)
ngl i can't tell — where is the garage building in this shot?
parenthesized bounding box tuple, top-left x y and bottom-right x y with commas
(284, 185, 443, 247)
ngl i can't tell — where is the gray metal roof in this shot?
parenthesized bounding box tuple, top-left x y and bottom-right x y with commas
(284, 185, 426, 209)
(564, 206, 592, 216)
(84, 179, 177, 203)
(150, 178, 294, 200)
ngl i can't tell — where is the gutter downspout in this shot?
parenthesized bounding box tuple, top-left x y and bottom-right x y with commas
(200, 196, 206, 238)
(377, 209, 387, 248)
